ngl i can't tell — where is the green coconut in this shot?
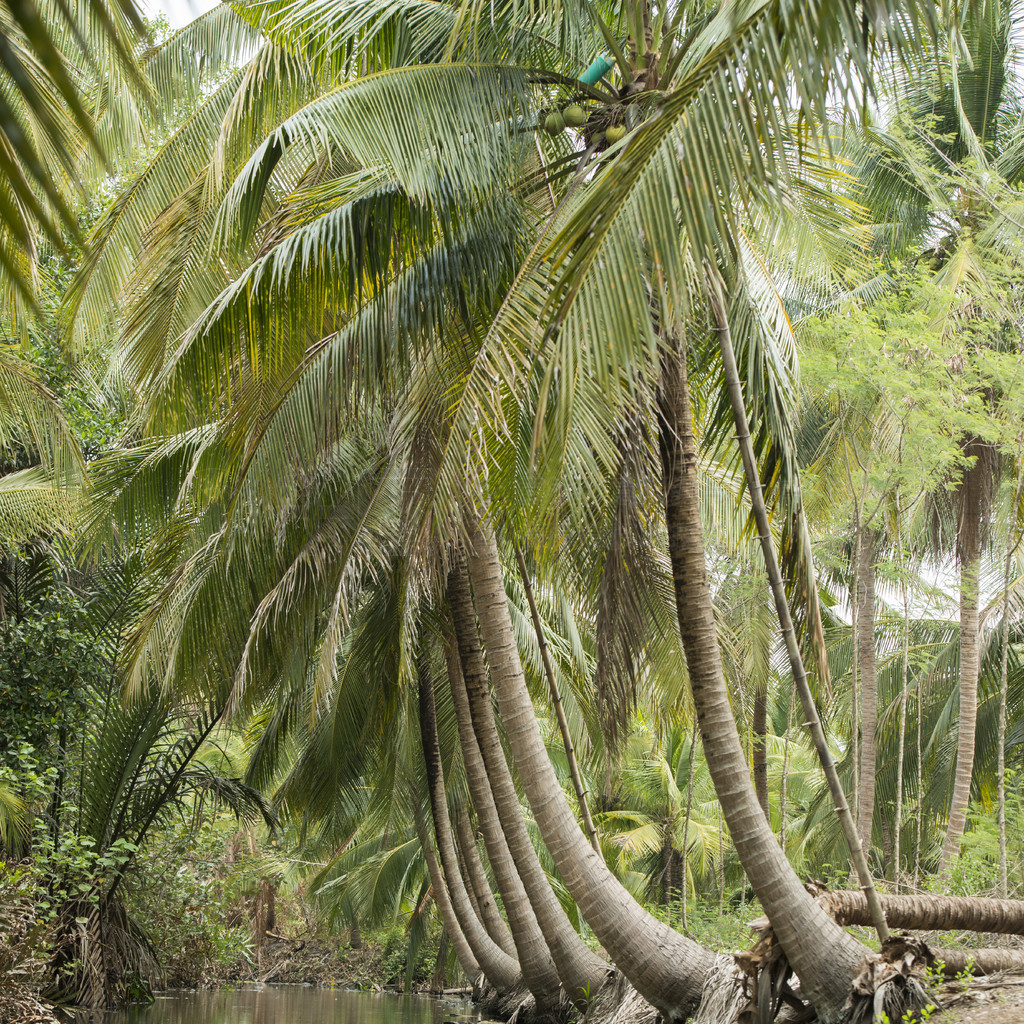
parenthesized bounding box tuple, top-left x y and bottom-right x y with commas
(544, 111, 565, 135)
(605, 124, 626, 144)
(563, 104, 586, 127)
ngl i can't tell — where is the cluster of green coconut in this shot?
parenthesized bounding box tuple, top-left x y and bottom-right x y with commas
(542, 103, 626, 146)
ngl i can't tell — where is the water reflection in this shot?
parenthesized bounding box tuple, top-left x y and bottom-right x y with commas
(80, 988, 483, 1024)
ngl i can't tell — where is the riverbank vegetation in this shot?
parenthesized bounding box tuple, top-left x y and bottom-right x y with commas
(6, 0, 1024, 1022)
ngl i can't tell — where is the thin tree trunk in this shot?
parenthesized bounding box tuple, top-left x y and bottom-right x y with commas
(707, 290, 889, 941)
(879, 815, 893, 879)
(998, 470, 1022, 897)
(780, 679, 794, 851)
(455, 809, 516, 956)
(921, 622, 929, 888)
(856, 528, 878, 854)
(895, 508, 911, 894)
(662, 830, 675, 910)
(681, 718, 697, 933)
(717, 806, 725, 917)
(851, 521, 861, 834)
(450, 561, 603, 1006)
(444, 629, 564, 1008)
(941, 550, 981, 872)
(658, 333, 871, 1023)
(818, 890, 1024, 935)
(413, 803, 481, 983)
(465, 521, 715, 1018)
(752, 685, 770, 823)
(418, 658, 521, 992)
(515, 544, 602, 855)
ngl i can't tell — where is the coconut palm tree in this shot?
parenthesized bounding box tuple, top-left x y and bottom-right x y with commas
(69, 0, 950, 1020)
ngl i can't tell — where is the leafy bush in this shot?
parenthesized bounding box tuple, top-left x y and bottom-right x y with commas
(125, 821, 255, 988)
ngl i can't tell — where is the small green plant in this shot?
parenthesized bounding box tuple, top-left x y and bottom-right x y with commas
(924, 959, 945, 986)
(892, 1003, 937, 1024)
(954, 955, 974, 991)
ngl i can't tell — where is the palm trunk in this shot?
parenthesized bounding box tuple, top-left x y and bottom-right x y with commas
(418, 658, 521, 992)
(458, 836, 486, 925)
(445, 639, 563, 1009)
(818, 889, 1024, 934)
(413, 803, 481, 983)
(936, 949, 1024, 976)
(465, 520, 715, 1019)
(454, 809, 517, 956)
(856, 528, 878, 854)
(752, 685, 770, 822)
(658, 334, 870, 1023)
(515, 544, 602, 855)
(941, 549, 981, 872)
(448, 568, 586, 1007)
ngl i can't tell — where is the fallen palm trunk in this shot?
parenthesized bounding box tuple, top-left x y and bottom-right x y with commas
(818, 890, 1024, 936)
(934, 948, 1024, 976)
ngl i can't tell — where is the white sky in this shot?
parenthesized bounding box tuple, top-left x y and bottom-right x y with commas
(148, 0, 220, 29)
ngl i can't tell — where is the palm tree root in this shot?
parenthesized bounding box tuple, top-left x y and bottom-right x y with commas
(566, 963, 741, 1024)
(741, 922, 937, 1023)
(487, 982, 575, 1024)
(847, 936, 935, 1024)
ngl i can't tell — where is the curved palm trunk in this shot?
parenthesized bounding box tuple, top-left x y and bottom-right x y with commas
(455, 808, 517, 957)
(658, 336, 869, 1023)
(464, 522, 715, 1020)
(458, 835, 486, 925)
(413, 803, 482, 984)
(418, 659, 521, 992)
(449, 560, 603, 1007)
(446, 619, 565, 1008)
(941, 550, 980, 872)
(856, 528, 878, 853)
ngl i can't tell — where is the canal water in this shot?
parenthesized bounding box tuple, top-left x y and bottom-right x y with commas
(79, 987, 484, 1024)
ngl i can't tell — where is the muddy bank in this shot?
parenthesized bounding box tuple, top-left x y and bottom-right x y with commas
(216, 935, 456, 992)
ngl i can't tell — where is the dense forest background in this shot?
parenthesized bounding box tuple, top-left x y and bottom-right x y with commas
(4, 0, 1024, 1022)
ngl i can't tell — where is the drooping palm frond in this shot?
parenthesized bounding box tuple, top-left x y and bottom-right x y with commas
(0, 0, 148, 308)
